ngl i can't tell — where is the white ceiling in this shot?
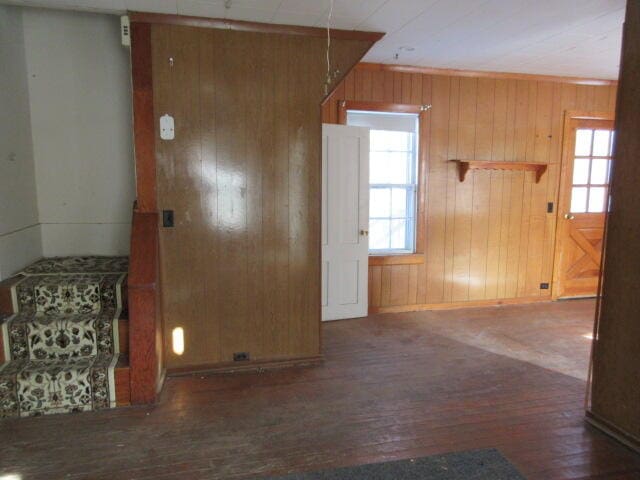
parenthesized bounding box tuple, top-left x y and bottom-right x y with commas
(3, 0, 626, 79)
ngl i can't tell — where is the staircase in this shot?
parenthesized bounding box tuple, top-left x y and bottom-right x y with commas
(0, 256, 131, 417)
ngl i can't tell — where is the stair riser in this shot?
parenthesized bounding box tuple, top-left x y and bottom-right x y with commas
(119, 318, 128, 355)
(115, 366, 130, 406)
(0, 275, 23, 315)
(0, 317, 128, 360)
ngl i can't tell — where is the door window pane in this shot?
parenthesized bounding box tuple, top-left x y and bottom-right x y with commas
(569, 127, 613, 216)
(572, 158, 590, 185)
(575, 129, 593, 156)
(571, 187, 588, 213)
(590, 159, 610, 185)
(592, 130, 610, 156)
(588, 187, 607, 213)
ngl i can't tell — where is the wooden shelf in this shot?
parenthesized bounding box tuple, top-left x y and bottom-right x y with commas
(451, 160, 548, 183)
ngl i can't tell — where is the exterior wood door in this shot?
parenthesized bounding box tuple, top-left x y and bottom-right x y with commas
(553, 116, 614, 299)
(321, 124, 369, 321)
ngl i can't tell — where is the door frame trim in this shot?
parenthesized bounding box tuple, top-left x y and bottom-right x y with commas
(551, 110, 615, 300)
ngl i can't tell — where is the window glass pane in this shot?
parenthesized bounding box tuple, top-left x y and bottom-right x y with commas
(369, 219, 389, 250)
(370, 154, 393, 184)
(575, 129, 593, 156)
(370, 130, 414, 152)
(390, 219, 406, 249)
(592, 130, 610, 157)
(588, 187, 607, 213)
(370, 188, 390, 218)
(571, 187, 588, 213)
(572, 158, 590, 185)
(369, 151, 410, 184)
(590, 159, 610, 185)
(391, 188, 407, 218)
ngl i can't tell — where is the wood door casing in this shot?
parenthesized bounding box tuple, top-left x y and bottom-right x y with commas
(553, 115, 614, 299)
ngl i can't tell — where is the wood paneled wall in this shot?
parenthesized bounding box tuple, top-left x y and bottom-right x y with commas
(323, 65, 617, 313)
(590, 0, 640, 446)
(150, 24, 376, 370)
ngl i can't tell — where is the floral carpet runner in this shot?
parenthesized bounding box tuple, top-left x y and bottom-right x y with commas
(0, 257, 128, 417)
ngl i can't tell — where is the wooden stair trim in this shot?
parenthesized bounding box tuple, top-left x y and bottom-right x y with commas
(128, 209, 163, 405)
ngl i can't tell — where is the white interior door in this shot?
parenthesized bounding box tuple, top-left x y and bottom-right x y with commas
(322, 123, 369, 321)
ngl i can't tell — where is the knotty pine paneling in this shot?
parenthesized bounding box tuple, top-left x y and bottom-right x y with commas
(323, 65, 617, 312)
(152, 24, 375, 370)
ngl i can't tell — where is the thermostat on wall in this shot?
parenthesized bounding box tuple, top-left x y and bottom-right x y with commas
(160, 114, 175, 140)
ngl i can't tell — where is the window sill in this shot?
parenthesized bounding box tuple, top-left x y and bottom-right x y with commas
(369, 254, 425, 266)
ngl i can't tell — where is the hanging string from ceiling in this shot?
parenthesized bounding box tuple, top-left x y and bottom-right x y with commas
(324, 0, 335, 95)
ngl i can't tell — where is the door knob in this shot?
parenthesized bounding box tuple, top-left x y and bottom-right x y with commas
(360, 229, 369, 236)
(564, 213, 575, 220)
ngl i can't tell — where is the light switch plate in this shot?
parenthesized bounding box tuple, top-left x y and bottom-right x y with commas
(160, 114, 175, 140)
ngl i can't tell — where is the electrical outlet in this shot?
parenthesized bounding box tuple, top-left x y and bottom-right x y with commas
(160, 114, 175, 140)
(540, 282, 550, 290)
(547, 202, 554, 213)
(162, 210, 174, 228)
(233, 352, 249, 362)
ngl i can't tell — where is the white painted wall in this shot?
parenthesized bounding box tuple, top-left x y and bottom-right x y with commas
(0, 5, 42, 280)
(22, 8, 135, 257)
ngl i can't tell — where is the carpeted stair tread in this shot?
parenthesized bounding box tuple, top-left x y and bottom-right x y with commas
(0, 256, 128, 418)
(3, 310, 119, 361)
(22, 256, 129, 275)
(13, 273, 126, 316)
(0, 353, 119, 417)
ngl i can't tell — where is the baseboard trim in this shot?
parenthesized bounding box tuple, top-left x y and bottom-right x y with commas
(586, 410, 640, 454)
(167, 355, 323, 376)
(369, 296, 552, 314)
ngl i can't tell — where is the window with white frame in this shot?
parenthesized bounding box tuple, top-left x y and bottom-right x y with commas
(347, 110, 419, 255)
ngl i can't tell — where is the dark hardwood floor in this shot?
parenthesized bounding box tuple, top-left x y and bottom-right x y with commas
(2, 299, 640, 479)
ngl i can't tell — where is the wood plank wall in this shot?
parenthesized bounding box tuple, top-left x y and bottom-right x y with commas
(151, 24, 375, 370)
(590, 0, 640, 445)
(323, 65, 617, 313)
